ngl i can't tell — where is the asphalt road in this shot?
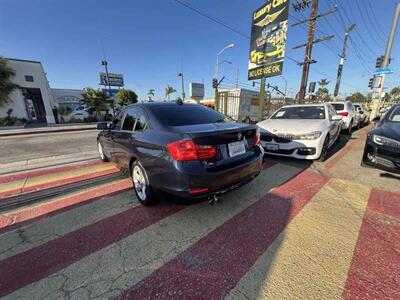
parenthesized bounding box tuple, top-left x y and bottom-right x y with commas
(0, 130, 99, 164)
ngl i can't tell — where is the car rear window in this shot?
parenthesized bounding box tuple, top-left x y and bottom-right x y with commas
(271, 106, 326, 120)
(150, 104, 232, 126)
(331, 103, 344, 111)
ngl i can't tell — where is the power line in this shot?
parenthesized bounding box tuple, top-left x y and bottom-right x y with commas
(355, 0, 385, 45)
(172, 0, 249, 39)
(366, 0, 388, 37)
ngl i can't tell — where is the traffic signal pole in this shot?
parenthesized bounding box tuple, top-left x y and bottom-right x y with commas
(372, 3, 400, 118)
(333, 24, 356, 101)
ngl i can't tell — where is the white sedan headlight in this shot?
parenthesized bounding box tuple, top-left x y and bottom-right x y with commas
(293, 131, 322, 140)
(373, 135, 400, 148)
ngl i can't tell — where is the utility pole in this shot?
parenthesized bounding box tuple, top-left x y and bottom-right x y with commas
(298, 0, 319, 102)
(292, 0, 336, 103)
(235, 69, 240, 89)
(333, 24, 356, 101)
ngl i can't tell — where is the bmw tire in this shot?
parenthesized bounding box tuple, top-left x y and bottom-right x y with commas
(131, 161, 156, 206)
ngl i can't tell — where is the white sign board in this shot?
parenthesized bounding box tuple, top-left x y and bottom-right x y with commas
(189, 83, 205, 100)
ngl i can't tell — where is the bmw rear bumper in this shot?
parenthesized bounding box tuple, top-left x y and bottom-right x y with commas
(150, 152, 263, 199)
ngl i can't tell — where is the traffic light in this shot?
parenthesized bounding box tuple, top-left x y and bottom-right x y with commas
(309, 82, 316, 93)
(368, 77, 375, 88)
(375, 56, 384, 68)
(212, 78, 218, 89)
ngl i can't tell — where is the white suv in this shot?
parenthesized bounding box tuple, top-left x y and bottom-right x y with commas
(329, 101, 361, 135)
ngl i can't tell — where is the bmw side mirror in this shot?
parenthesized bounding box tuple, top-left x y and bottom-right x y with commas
(372, 116, 381, 123)
(97, 122, 108, 130)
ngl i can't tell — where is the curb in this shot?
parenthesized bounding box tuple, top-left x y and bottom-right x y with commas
(0, 125, 98, 137)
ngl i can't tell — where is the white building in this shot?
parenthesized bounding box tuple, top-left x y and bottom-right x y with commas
(1, 58, 56, 124)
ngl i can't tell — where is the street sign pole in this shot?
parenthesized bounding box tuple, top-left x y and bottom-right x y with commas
(259, 78, 266, 121)
(101, 60, 115, 117)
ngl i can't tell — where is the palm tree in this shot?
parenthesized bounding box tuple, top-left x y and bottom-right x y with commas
(318, 79, 330, 89)
(165, 85, 177, 101)
(147, 89, 155, 101)
(81, 88, 109, 121)
(0, 57, 18, 107)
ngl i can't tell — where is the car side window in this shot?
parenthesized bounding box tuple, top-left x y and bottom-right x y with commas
(121, 110, 136, 131)
(110, 110, 125, 130)
(134, 111, 148, 132)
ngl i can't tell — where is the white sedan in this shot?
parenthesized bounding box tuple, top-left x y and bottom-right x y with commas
(257, 103, 343, 161)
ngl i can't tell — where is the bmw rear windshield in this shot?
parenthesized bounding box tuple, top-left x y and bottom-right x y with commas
(331, 103, 344, 111)
(149, 104, 232, 126)
(271, 106, 326, 120)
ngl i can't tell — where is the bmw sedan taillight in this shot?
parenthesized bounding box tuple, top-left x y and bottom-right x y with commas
(252, 129, 260, 146)
(338, 112, 349, 117)
(167, 140, 218, 161)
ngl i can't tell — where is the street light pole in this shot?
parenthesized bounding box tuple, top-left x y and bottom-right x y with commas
(101, 60, 115, 117)
(214, 43, 235, 111)
(280, 75, 288, 102)
(177, 72, 185, 100)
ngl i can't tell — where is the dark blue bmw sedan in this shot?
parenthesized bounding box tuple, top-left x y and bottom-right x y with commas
(96, 101, 263, 205)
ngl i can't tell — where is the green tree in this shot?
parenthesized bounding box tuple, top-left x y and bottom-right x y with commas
(115, 88, 138, 106)
(81, 88, 109, 121)
(346, 92, 366, 103)
(318, 79, 330, 89)
(0, 57, 18, 107)
(165, 85, 176, 101)
(390, 87, 400, 100)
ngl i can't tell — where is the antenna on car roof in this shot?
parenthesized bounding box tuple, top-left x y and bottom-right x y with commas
(176, 99, 184, 105)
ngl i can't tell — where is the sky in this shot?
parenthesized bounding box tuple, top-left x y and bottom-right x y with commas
(0, 0, 399, 100)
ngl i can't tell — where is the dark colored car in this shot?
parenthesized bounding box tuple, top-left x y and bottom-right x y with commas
(96, 102, 263, 205)
(362, 104, 400, 174)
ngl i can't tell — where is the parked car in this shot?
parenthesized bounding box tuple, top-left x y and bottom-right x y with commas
(70, 105, 89, 119)
(96, 102, 263, 205)
(328, 101, 361, 135)
(353, 103, 370, 126)
(257, 103, 342, 161)
(361, 104, 400, 174)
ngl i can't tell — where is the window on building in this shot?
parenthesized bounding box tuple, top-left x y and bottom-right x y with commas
(25, 75, 34, 82)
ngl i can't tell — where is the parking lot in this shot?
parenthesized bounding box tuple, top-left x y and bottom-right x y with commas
(0, 124, 398, 299)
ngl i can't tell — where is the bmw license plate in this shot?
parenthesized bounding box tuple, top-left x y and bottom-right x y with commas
(264, 143, 279, 151)
(228, 141, 246, 157)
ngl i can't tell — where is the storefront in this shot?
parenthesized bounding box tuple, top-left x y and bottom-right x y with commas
(51, 88, 85, 112)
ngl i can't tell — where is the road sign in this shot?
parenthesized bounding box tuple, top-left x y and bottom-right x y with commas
(374, 67, 394, 75)
(189, 83, 204, 100)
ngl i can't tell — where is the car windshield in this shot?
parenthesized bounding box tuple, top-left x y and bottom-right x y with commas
(331, 103, 344, 111)
(271, 106, 326, 120)
(150, 105, 233, 126)
(387, 106, 400, 122)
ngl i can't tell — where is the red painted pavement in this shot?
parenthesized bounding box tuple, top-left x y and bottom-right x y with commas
(0, 160, 102, 184)
(325, 128, 368, 170)
(343, 189, 400, 299)
(0, 168, 119, 198)
(0, 202, 185, 297)
(118, 170, 328, 300)
(0, 179, 132, 233)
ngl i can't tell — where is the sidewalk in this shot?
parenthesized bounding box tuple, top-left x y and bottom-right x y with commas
(0, 123, 98, 137)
